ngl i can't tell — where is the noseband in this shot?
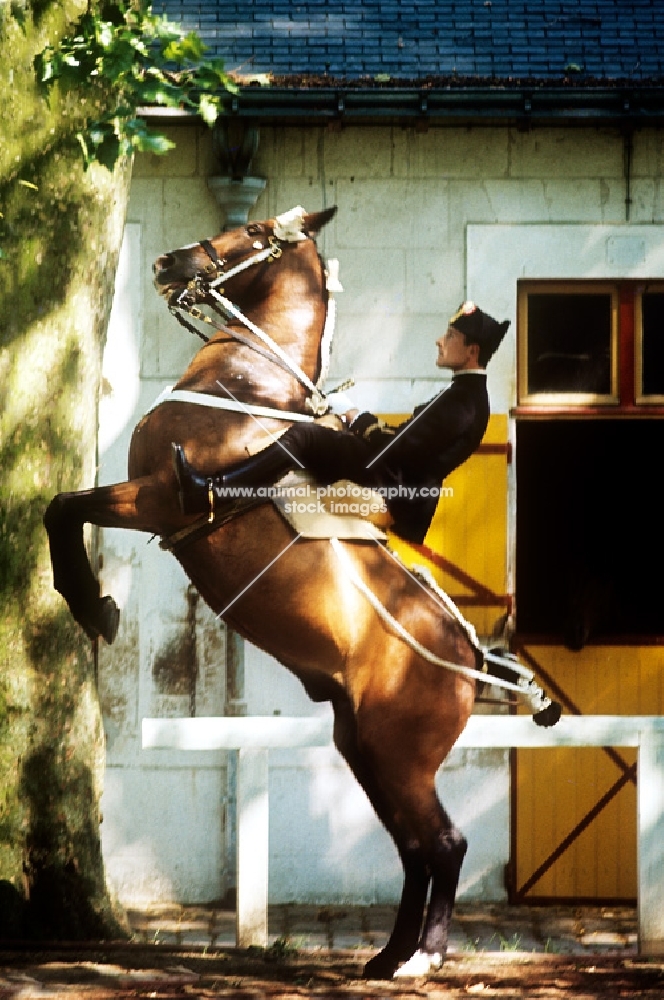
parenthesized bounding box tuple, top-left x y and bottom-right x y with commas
(167, 234, 329, 416)
(198, 234, 283, 290)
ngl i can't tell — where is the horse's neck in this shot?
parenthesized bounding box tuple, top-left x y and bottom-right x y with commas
(178, 256, 327, 409)
(248, 257, 327, 380)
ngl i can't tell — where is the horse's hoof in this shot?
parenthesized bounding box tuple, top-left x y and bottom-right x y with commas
(533, 700, 562, 728)
(363, 952, 400, 980)
(79, 617, 102, 643)
(393, 950, 443, 978)
(98, 596, 120, 644)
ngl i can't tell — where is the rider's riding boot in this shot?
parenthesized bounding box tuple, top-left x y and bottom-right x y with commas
(172, 442, 295, 516)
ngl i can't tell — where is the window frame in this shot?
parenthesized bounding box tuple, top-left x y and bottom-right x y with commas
(516, 280, 620, 409)
(635, 282, 664, 405)
(513, 280, 664, 642)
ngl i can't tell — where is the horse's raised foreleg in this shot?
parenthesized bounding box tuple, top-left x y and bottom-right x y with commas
(44, 477, 168, 643)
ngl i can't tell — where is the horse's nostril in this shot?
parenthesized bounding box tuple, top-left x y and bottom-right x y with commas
(153, 253, 175, 277)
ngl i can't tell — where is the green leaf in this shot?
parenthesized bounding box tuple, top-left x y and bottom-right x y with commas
(102, 45, 138, 79)
(131, 77, 181, 106)
(75, 132, 93, 170)
(95, 133, 122, 171)
(87, 122, 114, 146)
(197, 93, 220, 125)
(133, 132, 176, 155)
(97, 21, 114, 47)
(33, 0, 240, 171)
(34, 50, 53, 85)
(113, 105, 136, 121)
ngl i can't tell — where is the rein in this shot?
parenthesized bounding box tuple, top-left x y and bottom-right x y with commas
(329, 537, 559, 719)
(175, 312, 310, 385)
(167, 235, 330, 417)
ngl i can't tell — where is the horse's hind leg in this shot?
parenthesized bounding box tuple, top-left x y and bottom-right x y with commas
(365, 844, 430, 979)
(331, 696, 431, 979)
(394, 806, 467, 977)
(44, 477, 163, 643)
(421, 819, 467, 957)
(340, 670, 473, 979)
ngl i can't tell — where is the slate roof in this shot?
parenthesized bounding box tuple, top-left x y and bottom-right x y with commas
(156, 0, 664, 84)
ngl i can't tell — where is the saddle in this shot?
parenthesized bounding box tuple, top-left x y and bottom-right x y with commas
(271, 471, 392, 541)
(161, 470, 392, 551)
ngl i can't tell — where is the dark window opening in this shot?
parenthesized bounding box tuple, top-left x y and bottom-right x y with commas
(526, 293, 613, 396)
(516, 420, 664, 647)
(641, 292, 664, 397)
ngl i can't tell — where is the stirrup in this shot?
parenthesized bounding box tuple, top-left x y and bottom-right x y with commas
(172, 443, 219, 518)
(206, 479, 215, 523)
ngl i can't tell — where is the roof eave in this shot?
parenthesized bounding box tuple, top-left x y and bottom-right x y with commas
(140, 82, 664, 128)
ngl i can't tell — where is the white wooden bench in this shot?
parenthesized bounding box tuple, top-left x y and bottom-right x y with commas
(142, 714, 664, 954)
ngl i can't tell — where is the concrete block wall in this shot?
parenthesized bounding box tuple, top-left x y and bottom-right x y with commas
(98, 123, 664, 907)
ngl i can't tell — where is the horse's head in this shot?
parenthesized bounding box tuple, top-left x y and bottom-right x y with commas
(153, 205, 338, 412)
(153, 206, 337, 302)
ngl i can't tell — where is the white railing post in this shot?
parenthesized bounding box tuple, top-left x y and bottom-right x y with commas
(142, 716, 333, 948)
(638, 720, 664, 956)
(236, 747, 270, 948)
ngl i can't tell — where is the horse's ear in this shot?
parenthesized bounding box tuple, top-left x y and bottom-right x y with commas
(303, 206, 337, 235)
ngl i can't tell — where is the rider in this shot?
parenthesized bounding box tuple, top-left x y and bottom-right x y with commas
(172, 301, 510, 543)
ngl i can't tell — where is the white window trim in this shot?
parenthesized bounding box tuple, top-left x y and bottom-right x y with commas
(467, 224, 664, 414)
(466, 222, 664, 617)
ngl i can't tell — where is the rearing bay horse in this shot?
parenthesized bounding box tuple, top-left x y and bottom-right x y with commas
(45, 206, 550, 978)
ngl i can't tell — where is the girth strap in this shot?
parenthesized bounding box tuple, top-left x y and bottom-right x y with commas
(160, 497, 266, 554)
(145, 386, 316, 422)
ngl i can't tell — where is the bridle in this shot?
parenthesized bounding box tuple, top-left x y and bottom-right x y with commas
(165, 231, 331, 416)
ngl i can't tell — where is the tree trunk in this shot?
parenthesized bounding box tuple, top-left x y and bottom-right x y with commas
(0, 0, 131, 939)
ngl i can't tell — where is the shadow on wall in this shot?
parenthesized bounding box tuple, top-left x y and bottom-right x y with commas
(266, 741, 508, 905)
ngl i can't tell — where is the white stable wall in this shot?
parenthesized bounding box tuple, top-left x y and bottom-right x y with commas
(98, 123, 664, 906)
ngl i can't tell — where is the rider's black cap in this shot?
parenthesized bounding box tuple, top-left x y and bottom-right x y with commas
(449, 301, 510, 361)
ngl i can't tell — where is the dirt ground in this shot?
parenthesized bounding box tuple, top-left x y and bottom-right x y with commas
(1, 943, 663, 999)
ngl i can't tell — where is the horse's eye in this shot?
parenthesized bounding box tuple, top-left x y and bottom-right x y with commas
(246, 223, 262, 236)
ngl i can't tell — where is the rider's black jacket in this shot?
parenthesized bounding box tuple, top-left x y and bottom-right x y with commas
(351, 371, 490, 543)
(273, 371, 489, 545)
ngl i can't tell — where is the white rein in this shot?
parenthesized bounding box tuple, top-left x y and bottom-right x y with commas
(329, 537, 556, 716)
(167, 214, 345, 419)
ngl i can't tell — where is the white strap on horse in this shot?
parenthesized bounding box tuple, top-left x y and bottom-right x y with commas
(317, 258, 343, 391)
(206, 286, 328, 415)
(208, 244, 276, 287)
(329, 537, 554, 715)
(145, 386, 316, 422)
(200, 206, 345, 416)
(168, 206, 348, 419)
